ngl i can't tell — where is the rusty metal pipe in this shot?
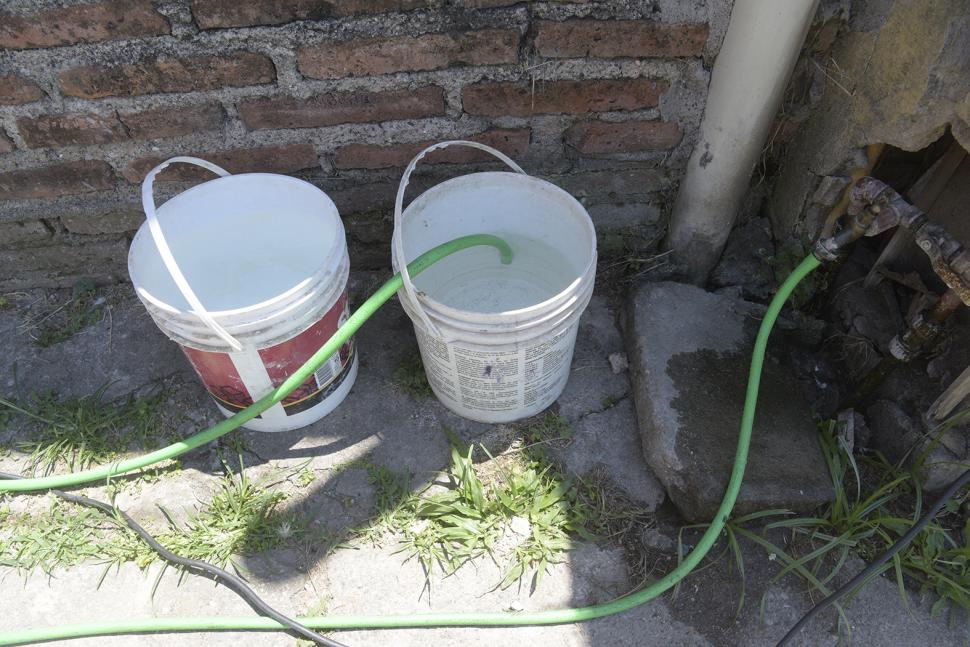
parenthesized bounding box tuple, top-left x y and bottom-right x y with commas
(839, 289, 962, 411)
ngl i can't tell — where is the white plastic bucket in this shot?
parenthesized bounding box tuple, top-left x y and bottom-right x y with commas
(128, 157, 358, 432)
(392, 141, 597, 423)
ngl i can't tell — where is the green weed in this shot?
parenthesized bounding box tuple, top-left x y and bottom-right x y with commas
(361, 441, 598, 592)
(151, 468, 303, 569)
(601, 395, 621, 410)
(33, 279, 104, 348)
(393, 350, 433, 399)
(0, 386, 168, 475)
(711, 418, 970, 630)
(518, 411, 572, 463)
(768, 243, 826, 312)
(296, 467, 317, 488)
(0, 466, 302, 576)
(295, 594, 335, 647)
(0, 499, 141, 574)
(522, 411, 571, 445)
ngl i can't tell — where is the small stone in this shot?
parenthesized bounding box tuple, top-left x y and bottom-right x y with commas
(608, 352, 629, 374)
(508, 516, 531, 538)
(640, 527, 674, 552)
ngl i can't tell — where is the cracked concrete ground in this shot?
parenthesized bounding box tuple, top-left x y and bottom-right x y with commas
(0, 278, 964, 646)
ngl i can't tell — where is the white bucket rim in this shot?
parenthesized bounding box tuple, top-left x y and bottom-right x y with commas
(144, 254, 350, 352)
(400, 271, 594, 345)
(409, 269, 594, 335)
(129, 172, 345, 321)
(395, 171, 597, 325)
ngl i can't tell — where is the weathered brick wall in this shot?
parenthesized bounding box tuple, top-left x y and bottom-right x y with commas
(0, 0, 730, 290)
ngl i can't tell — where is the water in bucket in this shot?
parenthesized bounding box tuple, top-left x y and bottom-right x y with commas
(413, 232, 577, 313)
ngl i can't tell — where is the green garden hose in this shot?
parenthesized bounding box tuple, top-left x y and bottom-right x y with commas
(0, 248, 822, 645)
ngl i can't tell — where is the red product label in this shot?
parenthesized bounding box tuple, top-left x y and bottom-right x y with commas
(181, 292, 355, 417)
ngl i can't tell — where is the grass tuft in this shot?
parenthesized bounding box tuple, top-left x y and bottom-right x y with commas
(393, 349, 433, 400)
(348, 415, 654, 595)
(387, 443, 595, 591)
(0, 386, 168, 475)
(150, 467, 302, 569)
(711, 416, 970, 633)
(0, 465, 302, 576)
(32, 279, 105, 348)
(0, 499, 140, 574)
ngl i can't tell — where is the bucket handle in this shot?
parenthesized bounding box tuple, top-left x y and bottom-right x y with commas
(392, 140, 527, 338)
(141, 156, 245, 352)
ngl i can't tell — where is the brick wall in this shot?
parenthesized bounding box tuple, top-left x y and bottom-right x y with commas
(0, 0, 730, 290)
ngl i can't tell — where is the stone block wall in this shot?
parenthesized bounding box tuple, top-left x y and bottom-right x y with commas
(0, 0, 731, 290)
(766, 0, 970, 248)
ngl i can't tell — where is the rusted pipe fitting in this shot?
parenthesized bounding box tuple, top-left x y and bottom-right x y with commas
(814, 178, 970, 306)
(888, 289, 962, 361)
(907, 221, 970, 306)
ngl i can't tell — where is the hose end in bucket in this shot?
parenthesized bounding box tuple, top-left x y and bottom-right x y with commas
(407, 234, 513, 277)
(497, 241, 513, 265)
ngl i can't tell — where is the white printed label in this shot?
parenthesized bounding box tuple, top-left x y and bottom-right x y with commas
(415, 325, 578, 416)
(313, 354, 344, 390)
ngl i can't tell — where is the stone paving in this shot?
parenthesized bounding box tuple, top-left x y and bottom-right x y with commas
(0, 278, 962, 646)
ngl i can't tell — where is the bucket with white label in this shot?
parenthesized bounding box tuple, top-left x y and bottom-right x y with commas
(128, 157, 357, 432)
(392, 141, 597, 423)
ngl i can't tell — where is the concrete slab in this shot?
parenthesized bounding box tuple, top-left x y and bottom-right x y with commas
(0, 291, 188, 402)
(626, 281, 832, 522)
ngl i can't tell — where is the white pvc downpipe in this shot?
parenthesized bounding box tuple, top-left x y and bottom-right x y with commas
(665, 0, 820, 283)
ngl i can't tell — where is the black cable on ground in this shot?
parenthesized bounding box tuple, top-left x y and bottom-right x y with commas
(777, 467, 970, 647)
(0, 471, 348, 647)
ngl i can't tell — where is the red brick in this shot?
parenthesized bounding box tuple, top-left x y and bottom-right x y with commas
(18, 113, 128, 148)
(192, 0, 428, 29)
(0, 1, 169, 49)
(565, 120, 682, 154)
(123, 144, 318, 183)
(333, 128, 530, 170)
(0, 74, 44, 105)
(0, 160, 116, 200)
(0, 132, 14, 154)
(17, 104, 224, 149)
(298, 29, 519, 80)
(58, 53, 275, 99)
(463, 78, 667, 117)
(120, 103, 224, 139)
(535, 20, 708, 59)
(239, 86, 444, 130)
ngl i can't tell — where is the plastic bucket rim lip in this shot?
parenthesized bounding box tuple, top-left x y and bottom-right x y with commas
(129, 172, 345, 319)
(403, 272, 593, 334)
(143, 260, 351, 352)
(413, 265, 594, 326)
(136, 256, 342, 320)
(401, 275, 594, 343)
(395, 171, 597, 323)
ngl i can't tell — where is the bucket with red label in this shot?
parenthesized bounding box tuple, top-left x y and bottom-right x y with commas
(128, 157, 357, 432)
